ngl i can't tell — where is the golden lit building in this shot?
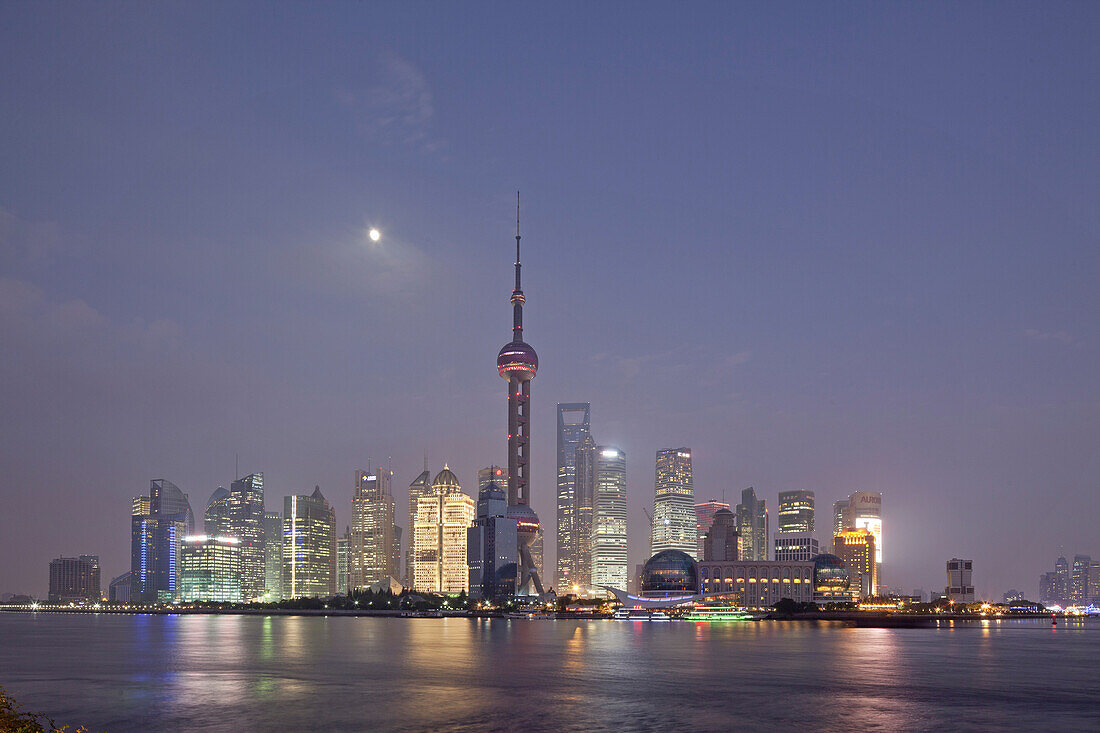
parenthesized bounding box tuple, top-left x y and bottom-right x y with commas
(282, 487, 336, 599)
(412, 466, 475, 594)
(833, 528, 877, 598)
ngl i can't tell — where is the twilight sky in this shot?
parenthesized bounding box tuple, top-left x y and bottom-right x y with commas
(1, 2, 1097, 599)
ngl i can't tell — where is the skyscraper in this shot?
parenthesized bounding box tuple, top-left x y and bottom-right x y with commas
(651, 448, 697, 559)
(282, 487, 336, 599)
(846, 491, 883, 567)
(702, 509, 739, 562)
(834, 529, 877, 598)
(695, 499, 732, 560)
(413, 467, 476, 594)
(479, 466, 505, 493)
(336, 527, 350, 595)
(179, 537, 241, 603)
(467, 472, 518, 600)
(736, 487, 768, 561)
(350, 469, 400, 590)
(833, 500, 849, 534)
(263, 510, 282, 601)
(1071, 555, 1091, 603)
(1055, 556, 1070, 602)
(204, 487, 231, 537)
(591, 446, 628, 592)
(774, 532, 820, 562)
(48, 555, 100, 603)
(130, 479, 195, 603)
(496, 197, 544, 596)
(555, 402, 591, 591)
(777, 490, 815, 533)
(405, 470, 432, 585)
(945, 558, 975, 603)
(571, 435, 597, 592)
(226, 473, 265, 601)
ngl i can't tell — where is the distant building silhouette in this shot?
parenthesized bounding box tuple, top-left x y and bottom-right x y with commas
(49, 555, 100, 603)
(736, 487, 768, 561)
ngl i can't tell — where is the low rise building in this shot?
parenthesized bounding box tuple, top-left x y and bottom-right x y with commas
(698, 560, 815, 608)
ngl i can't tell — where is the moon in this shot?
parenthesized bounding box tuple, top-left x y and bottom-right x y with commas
(368, 228, 381, 242)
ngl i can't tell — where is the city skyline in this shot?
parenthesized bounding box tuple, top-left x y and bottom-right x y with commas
(2, 3, 1098, 601)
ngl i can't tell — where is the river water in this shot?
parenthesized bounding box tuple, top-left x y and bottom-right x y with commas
(0, 613, 1096, 731)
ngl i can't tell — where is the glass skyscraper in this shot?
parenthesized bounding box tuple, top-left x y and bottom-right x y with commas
(571, 435, 597, 592)
(263, 510, 282, 601)
(350, 469, 400, 590)
(405, 470, 432, 586)
(282, 487, 336, 599)
(555, 403, 591, 591)
(777, 490, 815, 533)
(130, 479, 195, 603)
(736, 487, 768, 561)
(694, 499, 731, 560)
(226, 473, 265, 601)
(591, 446, 627, 593)
(179, 537, 241, 602)
(467, 478, 518, 600)
(650, 448, 696, 559)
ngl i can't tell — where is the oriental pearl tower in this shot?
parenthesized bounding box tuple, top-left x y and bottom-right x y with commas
(497, 193, 547, 597)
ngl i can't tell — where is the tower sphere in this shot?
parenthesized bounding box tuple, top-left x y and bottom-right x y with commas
(497, 340, 538, 380)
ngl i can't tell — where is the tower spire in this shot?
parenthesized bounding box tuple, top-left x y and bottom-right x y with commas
(510, 190, 525, 341)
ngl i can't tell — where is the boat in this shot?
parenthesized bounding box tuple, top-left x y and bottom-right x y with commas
(684, 604, 755, 622)
(505, 610, 556, 620)
(613, 608, 672, 621)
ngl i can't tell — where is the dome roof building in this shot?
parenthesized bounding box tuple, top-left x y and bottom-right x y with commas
(640, 550, 700, 597)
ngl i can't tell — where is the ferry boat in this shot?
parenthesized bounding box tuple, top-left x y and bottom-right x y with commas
(612, 608, 671, 621)
(504, 610, 556, 620)
(684, 604, 755, 622)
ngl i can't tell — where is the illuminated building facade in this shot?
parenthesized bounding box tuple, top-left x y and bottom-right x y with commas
(777, 490, 814, 533)
(405, 470, 432, 585)
(467, 477, 518, 600)
(591, 446, 628, 592)
(263, 510, 282, 601)
(179, 536, 241, 602)
(555, 402, 591, 590)
(736, 487, 768, 561)
(336, 527, 349, 595)
(695, 499, 731, 559)
(834, 529, 877, 598)
(479, 466, 505, 493)
(226, 473, 265, 601)
(774, 532, 820, 562)
(496, 198, 546, 596)
(1071, 554, 1091, 604)
(203, 487, 231, 537)
(413, 467, 475, 594)
(650, 448, 697, 559)
(130, 479, 195, 603)
(350, 469, 400, 590)
(833, 500, 848, 535)
(812, 553, 852, 603)
(702, 508, 740, 562)
(571, 435, 597, 591)
(945, 558, 975, 603)
(48, 555, 100, 603)
(698, 560, 815, 608)
(282, 487, 336, 599)
(845, 491, 883, 566)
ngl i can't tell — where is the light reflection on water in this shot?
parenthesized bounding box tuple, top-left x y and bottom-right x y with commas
(1, 615, 1097, 731)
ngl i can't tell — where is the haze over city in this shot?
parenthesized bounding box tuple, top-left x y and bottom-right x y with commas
(2, 1, 1098, 601)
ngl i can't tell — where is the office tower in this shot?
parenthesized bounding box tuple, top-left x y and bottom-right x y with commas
(413, 467, 476, 594)
(571, 435, 597, 591)
(467, 473, 518, 600)
(1039, 571, 1060, 605)
(555, 403, 591, 590)
(350, 469, 400, 590)
(263, 511, 283, 601)
(777, 490, 815, 533)
(591, 446, 627, 592)
(130, 479, 195, 603)
(108, 572, 131, 603)
(945, 558, 975, 603)
(282, 487, 336, 599)
(1055, 556, 1070, 602)
(651, 448, 697, 559)
(1071, 555, 1091, 603)
(695, 500, 732, 560)
(406, 470, 432, 585)
(834, 529, 877, 598)
(336, 527, 350, 595)
(1088, 561, 1100, 602)
(736, 487, 768, 561)
(479, 466, 505, 493)
(48, 555, 100, 603)
(179, 537, 241, 602)
(226, 473, 265, 601)
(774, 532, 820, 562)
(833, 500, 849, 534)
(495, 199, 545, 596)
(702, 508, 740, 562)
(846, 492, 883, 567)
(204, 487, 231, 537)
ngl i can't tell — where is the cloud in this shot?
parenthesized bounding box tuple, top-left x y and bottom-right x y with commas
(1023, 328, 1075, 345)
(0, 207, 63, 269)
(336, 54, 442, 152)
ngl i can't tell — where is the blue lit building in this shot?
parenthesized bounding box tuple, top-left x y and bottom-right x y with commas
(130, 479, 195, 603)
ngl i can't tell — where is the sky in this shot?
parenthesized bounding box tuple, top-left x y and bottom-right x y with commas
(1, 1, 1097, 599)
